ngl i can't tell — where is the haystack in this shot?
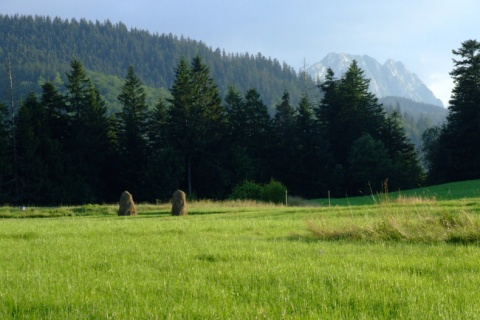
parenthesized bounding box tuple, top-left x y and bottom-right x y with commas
(171, 190, 187, 216)
(118, 191, 137, 216)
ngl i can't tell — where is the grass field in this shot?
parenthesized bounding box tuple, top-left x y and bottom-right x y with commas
(1, 181, 480, 319)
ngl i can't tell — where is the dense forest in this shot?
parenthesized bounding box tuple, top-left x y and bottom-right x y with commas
(0, 14, 317, 112)
(0, 14, 442, 147)
(0, 15, 478, 205)
(0, 55, 425, 205)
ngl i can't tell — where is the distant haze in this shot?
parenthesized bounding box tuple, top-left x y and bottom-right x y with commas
(308, 53, 444, 107)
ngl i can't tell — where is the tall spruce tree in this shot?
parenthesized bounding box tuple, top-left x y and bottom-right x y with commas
(15, 93, 59, 204)
(39, 82, 73, 203)
(64, 59, 111, 203)
(167, 56, 228, 198)
(381, 112, 424, 190)
(229, 88, 273, 183)
(316, 61, 422, 195)
(116, 65, 150, 198)
(142, 96, 183, 201)
(294, 93, 332, 198)
(224, 85, 255, 186)
(428, 40, 480, 182)
(272, 89, 297, 191)
(167, 58, 193, 194)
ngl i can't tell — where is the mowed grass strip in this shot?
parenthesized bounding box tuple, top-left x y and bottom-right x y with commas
(0, 198, 480, 318)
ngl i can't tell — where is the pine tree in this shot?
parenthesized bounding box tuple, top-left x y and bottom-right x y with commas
(429, 40, 480, 182)
(235, 88, 273, 183)
(65, 58, 90, 118)
(142, 96, 183, 201)
(167, 56, 229, 198)
(64, 59, 111, 203)
(224, 85, 255, 186)
(15, 93, 59, 204)
(167, 57, 193, 194)
(115, 65, 150, 198)
(293, 93, 332, 198)
(316, 61, 422, 195)
(39, 82, 73, 203)
(381, 112, 424, 190)
(272, 89, 297, 191)
(348, 134, 392, 194)
(188, 56, 229, 198)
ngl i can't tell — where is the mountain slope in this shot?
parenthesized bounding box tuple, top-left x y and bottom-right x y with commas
(308, 53, 443, 107)
(0, 14, 314, 110)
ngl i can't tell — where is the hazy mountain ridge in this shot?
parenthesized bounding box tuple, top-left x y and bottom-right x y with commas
(379, 96, 447, 125)
(308, 53, 444, 107)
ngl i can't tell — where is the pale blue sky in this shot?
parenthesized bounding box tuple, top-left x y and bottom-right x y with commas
(2, 0, 479, 106)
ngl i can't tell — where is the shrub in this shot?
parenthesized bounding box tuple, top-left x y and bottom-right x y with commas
(229, 180, 263, 201)
(261, 179, 287, 204)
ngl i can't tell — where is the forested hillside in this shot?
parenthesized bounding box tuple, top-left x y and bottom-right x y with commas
(2, 14, 474, 206)
(0, 14, 316, 111)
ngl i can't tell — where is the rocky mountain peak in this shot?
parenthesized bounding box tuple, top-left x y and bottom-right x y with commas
(307, 53, 443, 107)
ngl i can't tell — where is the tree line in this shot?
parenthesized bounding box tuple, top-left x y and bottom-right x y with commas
(0, 54, 430, 205)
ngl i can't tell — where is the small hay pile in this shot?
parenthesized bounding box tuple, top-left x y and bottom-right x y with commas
(171, 190, 187, 216)
(118, 191, 137, 216)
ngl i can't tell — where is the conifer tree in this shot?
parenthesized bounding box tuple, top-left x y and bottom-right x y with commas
(381, 112, 424, 190)
(116, 65, 150, 197)
(167, 56, 229, 198)
(224, 85, 255, 186)
(64, 59, 111, 203)
(236, 88, 273, 183)
(272, 89, 297, 190)
(294, 94, 332, 197)
(142, 96, 183, 201)
(316, 61, 422, 195)
(428, 40, 480, 182)
(15, 93, 57, 204)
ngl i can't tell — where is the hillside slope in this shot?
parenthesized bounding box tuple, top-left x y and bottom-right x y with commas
(0, 14, 315, 110)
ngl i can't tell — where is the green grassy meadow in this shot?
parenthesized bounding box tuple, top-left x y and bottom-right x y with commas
(1, 182, 480, 319)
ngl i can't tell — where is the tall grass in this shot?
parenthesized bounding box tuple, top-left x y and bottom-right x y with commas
(1, 197, 480, 318)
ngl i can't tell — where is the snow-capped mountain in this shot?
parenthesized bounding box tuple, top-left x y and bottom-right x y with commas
(307, 53, 443, 107)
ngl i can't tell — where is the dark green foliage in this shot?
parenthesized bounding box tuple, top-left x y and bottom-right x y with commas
(427, 40, 480, 183)
(115, 65, 150, 197)
(0, 40, 458, 205)
(316, 61, 424, 195)
(272, 90, 297, 189)
(421, 126, 441, 173)
(0, 14, 314, 110)
(0, 102, 11, 203)
(291, 94, 332, 198)
(381, 112, 424, 190)
(15, 93, 60, 204)
(167, 56, 229, 199)
(261, 179, 287, 204)
(229, 180, 264, 201)
(141, 97, 184, 202)
(227, 88, 274, 183)
(229, 179, 286, 204)
(347, 134, 392, 194)
(64, 60, 112, 203)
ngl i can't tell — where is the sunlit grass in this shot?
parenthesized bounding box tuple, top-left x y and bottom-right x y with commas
(1, 189, 480, 318)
